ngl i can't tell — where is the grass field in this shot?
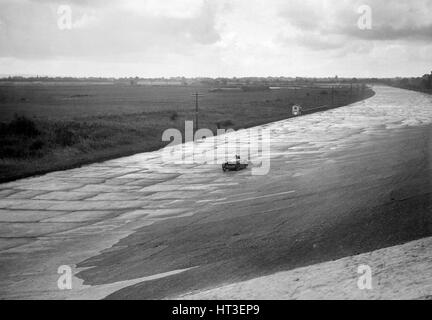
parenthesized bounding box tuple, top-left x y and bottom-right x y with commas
(0, 83, 374, 182)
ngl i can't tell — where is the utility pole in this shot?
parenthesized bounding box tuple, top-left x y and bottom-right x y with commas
(331, 86, 334, 107)
(192, 92, 203, 134)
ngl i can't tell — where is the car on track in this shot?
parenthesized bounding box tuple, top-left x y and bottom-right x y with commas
(222, 155, 248, 172)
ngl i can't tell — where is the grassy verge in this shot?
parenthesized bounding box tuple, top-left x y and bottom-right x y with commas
(0, 86, 374, 182)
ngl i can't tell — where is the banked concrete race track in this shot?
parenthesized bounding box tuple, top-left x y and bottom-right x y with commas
(0, 85, 431, 299)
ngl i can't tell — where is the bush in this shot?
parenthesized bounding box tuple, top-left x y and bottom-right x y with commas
(30, 139, 44, 151)
(0, 122, 7, 135)
(0, 135, 35, 158)
(0, 145, 25, 158)
(8, 115, 40, 137)
(216, 120, 234, 128)
(54, 126, 77, 146)
(170, 111, 178, 121)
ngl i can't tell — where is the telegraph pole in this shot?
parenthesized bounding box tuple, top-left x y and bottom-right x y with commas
(331, 86, 334, 107)
(192, 92, 203, 134)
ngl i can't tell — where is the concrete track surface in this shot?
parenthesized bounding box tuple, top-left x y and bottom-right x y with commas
(0, 86, 431, 299)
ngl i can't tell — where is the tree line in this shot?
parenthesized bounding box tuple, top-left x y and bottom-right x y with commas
(390, 72, 432, 91)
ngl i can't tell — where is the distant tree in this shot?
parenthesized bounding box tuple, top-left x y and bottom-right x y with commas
(400, 78, 409, 86)
(429, 72, 432, 89)
(421, 74, 431, 90)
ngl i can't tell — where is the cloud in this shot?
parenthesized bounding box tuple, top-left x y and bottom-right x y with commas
(0, 0, 431, 77)
(345, 23, 432, 41)
(278, 0, 432, 51)
(0, 0, 221, 59)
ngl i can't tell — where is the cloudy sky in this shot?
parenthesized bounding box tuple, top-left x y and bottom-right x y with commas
(0, 0, 431, 77)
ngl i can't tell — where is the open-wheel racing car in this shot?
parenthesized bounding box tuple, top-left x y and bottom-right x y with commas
(222, 155, 249, 172)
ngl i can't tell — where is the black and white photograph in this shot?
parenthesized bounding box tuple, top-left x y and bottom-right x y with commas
(0, 0, 431, 306)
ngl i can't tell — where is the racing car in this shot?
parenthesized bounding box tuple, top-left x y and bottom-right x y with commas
(222, 155, 248, 172)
